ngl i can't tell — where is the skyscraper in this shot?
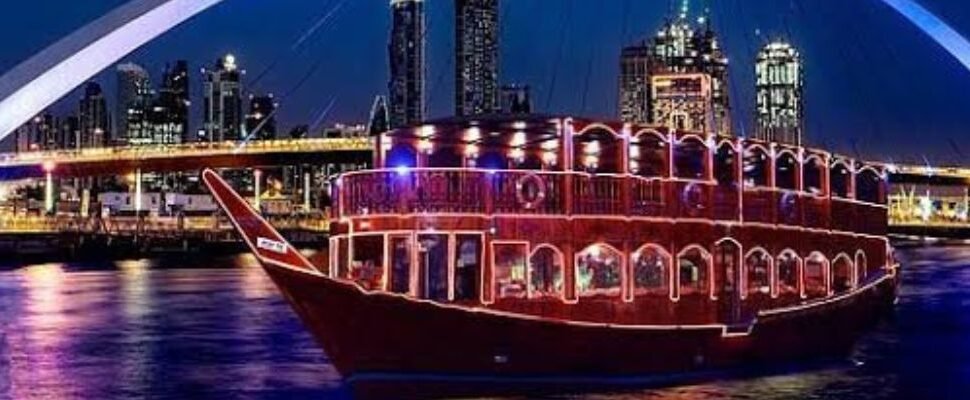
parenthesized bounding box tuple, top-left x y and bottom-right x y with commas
(501, 84, 533, 115)
(618, 2, 731, 136)
(79, 82, 110, 148)
(244, 94, 278, 140)
(116, 62, 152, 145)
(203, 55, 244, 142)
(389, 0, 425, 129)
(455, 0, 500, 117)
(755, 41, 804, 146)
(159, 60, 190, 143)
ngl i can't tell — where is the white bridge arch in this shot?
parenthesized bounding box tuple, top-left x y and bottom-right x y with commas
(0, 0, 225, 139)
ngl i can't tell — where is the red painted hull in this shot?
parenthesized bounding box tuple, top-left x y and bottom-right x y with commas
(262, 261, 897, 397)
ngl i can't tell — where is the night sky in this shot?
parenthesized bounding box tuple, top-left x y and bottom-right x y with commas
(1, 0, 970, 164)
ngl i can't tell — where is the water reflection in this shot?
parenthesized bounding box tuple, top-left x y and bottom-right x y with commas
(1, 247, 969, 399)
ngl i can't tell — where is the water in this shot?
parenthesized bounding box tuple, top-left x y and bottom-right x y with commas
(1, 247, 969, 399)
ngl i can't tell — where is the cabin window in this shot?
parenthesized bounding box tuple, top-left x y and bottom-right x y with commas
(745, 250, 772, 296)
(453, 235, 482, 301)
(493, 243, 528, 299)
(632, 245, 670, 296)
(674, 138, 708, 180)
(831, 163, 852, 198)
(856, 169, 884, 204)
(856, 251, 868, 284)
(574, 128, 622, 174)
(804, 253, 829, 298)
(630, 132, 668, 177)
(743, 146, 770, 188)
(777, 252, 800, 296)
(775, 152, 799, 190)
(529, 246, 564, 298)
(350, 235, 385, 291)
(678, 247, 711, 297)
(576, 244, 623, 297)
(477, 150, 509, 171)
(388, 235, 412, 294)
(417, 234, 449, 301)
(832, 255, 855, 294)
(428, 146, 463, 168)
(803, 157, 825, 195)
(714, 143, 737, 186)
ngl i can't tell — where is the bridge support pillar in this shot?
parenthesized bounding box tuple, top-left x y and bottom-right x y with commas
(44, 171, 54, 215)
(134, 168, 143, 214)
(254, 169, 262, 212)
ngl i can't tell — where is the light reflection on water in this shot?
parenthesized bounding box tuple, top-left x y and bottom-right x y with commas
(0, 247, 968, 399)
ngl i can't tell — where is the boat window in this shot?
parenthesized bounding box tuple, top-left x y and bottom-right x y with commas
(428, 145, 463, 168)
(777, 252, 800, 296)
(493, 243, 528, 299)
(630, 132, 668, 178)
(714, 143, 737, 186)
(386, 143, 418, 169)
(453, 235, 482, 301)
(674, 137, 708, 180)
(477, 150, 509, 171)
(388, 235, 412, 294)
(803, 157, 825, 195)
(804, 253, 829, 298)
(743, 146, 770, 188)
(832, 255, 854, 294)
(417, 234, 449, 301)
(576, 244, 623, 297)
(529, 246, 564, 298)
(856, 251, 868, 284)
(856, 168, 884, 204)
(775, 151, 799, 190)
(574, 128, 622, 174)
(745, 250, 772, 296)
(632, 245, 670, 296)
(350, 235, 385, 291)
(831, 162, 851, 198)
(678, 247, 710, 297)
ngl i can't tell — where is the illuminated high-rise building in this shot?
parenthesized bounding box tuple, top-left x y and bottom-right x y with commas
(79, 82, 110, 148)
(116, 62, 152, 145)
(619, 1, 731, 136)
(455, 0, 500, 117)
(501, 84, 533, 115)
(158, 60, 190, 143)
(388, 0, 425, 128)
(202, 55, 244, 142)
(755, 41, 804, 146)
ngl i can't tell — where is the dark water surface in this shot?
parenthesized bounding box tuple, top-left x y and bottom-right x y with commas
(1, 247, 969, 399)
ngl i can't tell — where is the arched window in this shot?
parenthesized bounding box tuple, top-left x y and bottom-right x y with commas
(714, 239, 741, 301)
(576, 244, 624, 297)
(775, 151, 799, 190)
(856, 168, 884, 204)
(745, 249, 772, 297)
(831, 161, 852, 198)
(714, 142, 737, 186)
(803, 156, 825, 195)
(804, 252, 829, 298)
(574, 128, 622, 174)
(630, 131, 668, 177)
(776, 250, 801, 296)
(529, 245, 564, 298)
(832, 254, 854, 294)
(674, 136, 708, 180)
(678, 246, 711, 297)
(631, 244, 671, 296)
(386, 143, 418, 169)
(855, 250, 868, 284)
(743, 145, 771, 187)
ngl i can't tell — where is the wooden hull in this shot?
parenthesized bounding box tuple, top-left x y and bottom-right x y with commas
(263, 261, 897, 398)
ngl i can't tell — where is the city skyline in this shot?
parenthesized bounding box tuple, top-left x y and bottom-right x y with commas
(1, 1, 970, 163)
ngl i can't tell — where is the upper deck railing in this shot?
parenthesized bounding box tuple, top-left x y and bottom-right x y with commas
(336, 168, 888, 237)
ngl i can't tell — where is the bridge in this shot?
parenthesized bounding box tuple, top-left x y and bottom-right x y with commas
(0, 137, 372, 179)
(887, 164, 970, 238)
